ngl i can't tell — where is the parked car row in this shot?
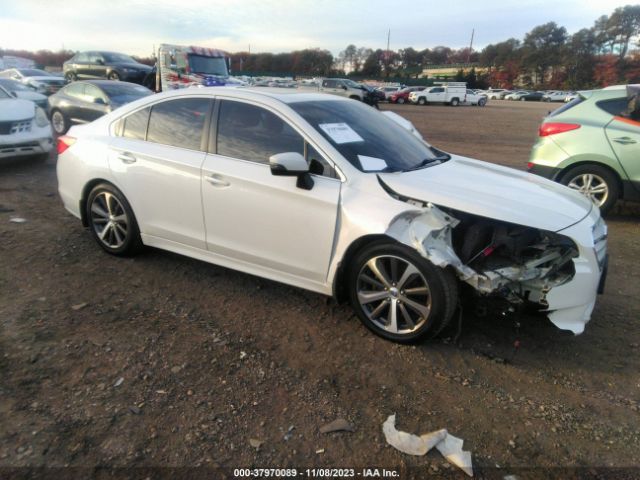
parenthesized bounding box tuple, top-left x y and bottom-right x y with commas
(482, 88, 577, 102)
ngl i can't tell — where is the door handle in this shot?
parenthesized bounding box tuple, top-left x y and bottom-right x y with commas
(205, 174, 230, 188)
(612, 137, 637, 145)
(117, 152, 137, 164)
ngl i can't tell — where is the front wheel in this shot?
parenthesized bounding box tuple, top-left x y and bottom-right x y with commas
(560, 165, 619, 215)
(64, 72, 77, 83)
(108, 71, 121, 81)
(348, 242, 458, 343)
(396, 97, 405, 104)
(520, 97, 526, 101)
(51, 110, 68, 135)
(86, 183, 143, 255)
(417, 97, 426, 105)
(478, 98, 487, 107)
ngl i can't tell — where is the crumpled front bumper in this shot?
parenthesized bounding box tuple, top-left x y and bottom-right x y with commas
(544, 206, 607, 334)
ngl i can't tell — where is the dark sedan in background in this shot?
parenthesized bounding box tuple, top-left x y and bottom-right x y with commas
(47, 80, 152, 134)
(63, 51, 152, 84)
(519, 91, 545, 101)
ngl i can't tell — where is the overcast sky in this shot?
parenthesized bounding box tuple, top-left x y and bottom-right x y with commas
(0, 0, 632, 57)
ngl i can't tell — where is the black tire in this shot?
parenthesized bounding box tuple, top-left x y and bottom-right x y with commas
(50, 109, 69, 135)
(559, 164, 620, 215)
(348, 241, 458, 343)
(478, 97, 487, 107)
(396, 97, 405, 104)
(64, 71, 77, 83)
(86, 183, 143, 256)
(418, 97, 426, 105)
(108, 71, 121, 81)
(450, 98, 459, 106)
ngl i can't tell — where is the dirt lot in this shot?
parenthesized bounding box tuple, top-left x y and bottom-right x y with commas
(1, 100, 639, 479)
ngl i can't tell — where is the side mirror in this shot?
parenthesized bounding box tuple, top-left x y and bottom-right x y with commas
(96, 59, 104, 65)
(342, 85, 348, 90)
(269, 152, 314, 190)
(94, 97, 107, 105)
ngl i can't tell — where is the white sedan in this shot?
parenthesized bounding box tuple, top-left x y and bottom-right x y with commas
(0, 87, 53, 160)
(57, 87, 607, 342)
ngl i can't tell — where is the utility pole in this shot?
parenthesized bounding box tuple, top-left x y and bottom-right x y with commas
(385, 28, 391, 78)
(467, 28, 475, 63)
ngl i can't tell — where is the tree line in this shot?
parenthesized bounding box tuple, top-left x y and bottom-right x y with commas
(2, 4, 638, 88)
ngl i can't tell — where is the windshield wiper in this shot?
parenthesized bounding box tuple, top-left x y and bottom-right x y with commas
(403, 157, 442, 172)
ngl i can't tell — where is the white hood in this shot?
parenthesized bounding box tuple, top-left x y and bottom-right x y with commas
(378, 155, 593, 232)
(0, 99, 35, 122)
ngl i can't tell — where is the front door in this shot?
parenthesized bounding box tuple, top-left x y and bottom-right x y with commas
(201, 99, 341, 283)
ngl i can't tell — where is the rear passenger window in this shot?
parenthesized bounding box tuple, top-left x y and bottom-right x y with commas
(596, 98, 629, 116)
(147, 98, 211, 150)
(216, 100, 304, 164)
(123, 107, 150, 140)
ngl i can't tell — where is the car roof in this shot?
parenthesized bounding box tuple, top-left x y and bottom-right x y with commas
(149, 86, 351, 105)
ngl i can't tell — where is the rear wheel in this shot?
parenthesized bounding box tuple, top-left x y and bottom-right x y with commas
(348, 242, 458, 343)
(86, 183, 143, 255)
(64, 71, 77, 83)
(560, 164, 619, 215)
(520, 97, 526, 101)
(108, 71, 120, 81)
(450, 98, 459, 106)
(478, 97, 487, 107)
(396, 97, 405, 104)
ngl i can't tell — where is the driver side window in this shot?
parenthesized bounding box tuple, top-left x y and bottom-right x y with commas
(216, 100, 304, 164)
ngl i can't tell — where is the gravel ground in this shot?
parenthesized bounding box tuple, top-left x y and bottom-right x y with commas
(0, 100, 639, 479)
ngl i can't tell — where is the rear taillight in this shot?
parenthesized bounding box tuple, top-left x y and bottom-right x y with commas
(57, 135, 76, 155)
(539, 122, 581, 137)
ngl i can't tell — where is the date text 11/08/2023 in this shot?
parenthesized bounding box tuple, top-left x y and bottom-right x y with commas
(233, 468, 400, 478)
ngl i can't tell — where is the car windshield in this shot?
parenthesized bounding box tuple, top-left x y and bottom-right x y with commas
(19, 69, 49, 77)
(99, 82, 152, 104)
(0, 79, 29, 91)
(103, 53, 137, 64)
(187, 54, 228, 75)
(290, 100, 442, 173)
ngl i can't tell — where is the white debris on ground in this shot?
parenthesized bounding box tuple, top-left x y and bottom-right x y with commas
(382, 414, 473, 477)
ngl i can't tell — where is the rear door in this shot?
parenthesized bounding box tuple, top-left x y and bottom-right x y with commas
(109, 97, 212, 248)
(603, 97, 640, 191)
(201, 99, 341, 283)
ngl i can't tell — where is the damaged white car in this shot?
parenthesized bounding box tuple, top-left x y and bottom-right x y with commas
(57, 88, 607, 343)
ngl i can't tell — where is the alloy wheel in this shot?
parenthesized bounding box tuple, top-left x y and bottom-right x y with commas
(90, 191, 129, 249)
(51, 111, 65, 134)
(567, 173, 609, 207)
(356, 255, 432, 335)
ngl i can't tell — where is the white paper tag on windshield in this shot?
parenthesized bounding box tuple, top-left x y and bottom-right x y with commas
(358, 155, 387, 171)
(319, 123, 364, 144)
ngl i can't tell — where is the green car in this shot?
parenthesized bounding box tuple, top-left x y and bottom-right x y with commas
(528, 85, 640, 214)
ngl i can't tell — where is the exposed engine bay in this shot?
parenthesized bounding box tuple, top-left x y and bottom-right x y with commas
(380, 177, 580, 314)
